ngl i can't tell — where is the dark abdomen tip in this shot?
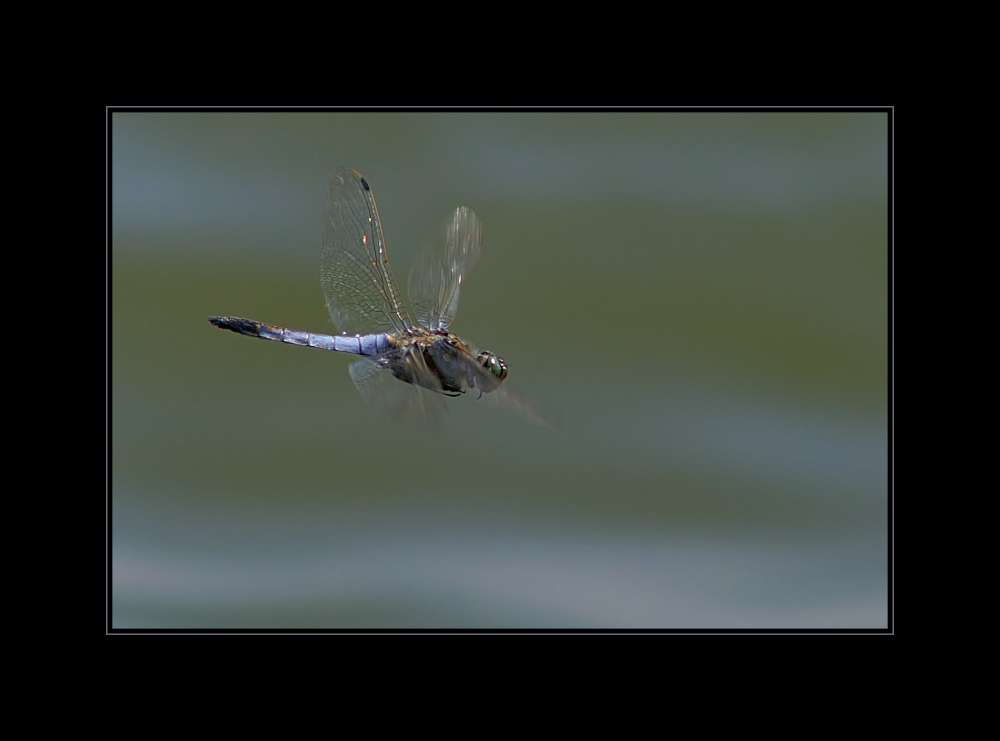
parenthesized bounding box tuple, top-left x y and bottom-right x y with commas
(208, 316, 262, 336)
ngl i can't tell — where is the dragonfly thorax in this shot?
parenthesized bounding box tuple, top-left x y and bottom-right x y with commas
(384, 328, 507, 397)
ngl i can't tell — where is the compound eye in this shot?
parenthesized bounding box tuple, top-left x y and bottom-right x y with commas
(478, 351, 508, 381)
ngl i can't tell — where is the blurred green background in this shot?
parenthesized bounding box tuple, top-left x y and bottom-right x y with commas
(111, 111, 888, 629)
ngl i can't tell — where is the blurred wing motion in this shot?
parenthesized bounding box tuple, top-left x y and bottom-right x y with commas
(349, 359, 447, 426)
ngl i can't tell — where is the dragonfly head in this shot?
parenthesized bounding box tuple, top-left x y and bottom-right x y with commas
(477, 350, 508, 384)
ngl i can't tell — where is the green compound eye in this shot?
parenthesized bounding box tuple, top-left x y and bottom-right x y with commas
(478, 351, 508, 381)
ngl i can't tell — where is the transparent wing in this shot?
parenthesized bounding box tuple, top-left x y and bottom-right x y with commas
(408, 207, 483, 330)
(321, 167, 412, 336)
(480, 383, 559, 428)
(349, 359, 447, 426)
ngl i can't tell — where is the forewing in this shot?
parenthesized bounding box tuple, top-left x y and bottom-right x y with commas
(321, 168, 411, 335)
(408, 207, 483, 330)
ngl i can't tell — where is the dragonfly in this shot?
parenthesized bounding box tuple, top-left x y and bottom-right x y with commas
(209, 167, 545, 424)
